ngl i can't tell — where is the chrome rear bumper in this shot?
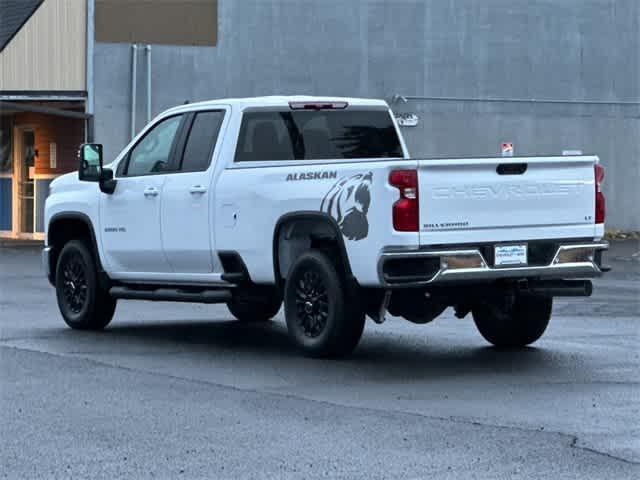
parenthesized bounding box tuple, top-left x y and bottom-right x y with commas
(378, 241, 609, 287)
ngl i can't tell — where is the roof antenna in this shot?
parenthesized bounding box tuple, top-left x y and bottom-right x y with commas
(184, 100, 190, 104)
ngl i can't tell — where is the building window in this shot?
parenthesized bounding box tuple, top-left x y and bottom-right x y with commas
(0, 116, 12, 173)
(95, 0, 218, 46)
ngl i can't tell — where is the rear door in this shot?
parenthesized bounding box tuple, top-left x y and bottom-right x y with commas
(161, 109, 226, 273)
(418, 156, 597, 245)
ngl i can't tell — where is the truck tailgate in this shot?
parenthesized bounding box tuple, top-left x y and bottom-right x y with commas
(418, 156, 598, 245)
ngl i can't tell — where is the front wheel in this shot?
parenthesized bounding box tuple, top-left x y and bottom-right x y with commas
(284, 250, 365, 358)
(472, 295, 552, 347)
(55, 240, 116, 330)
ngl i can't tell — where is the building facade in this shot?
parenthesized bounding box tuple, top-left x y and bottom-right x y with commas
(0, 0, 88, 239)
(2, 0, 638, 235)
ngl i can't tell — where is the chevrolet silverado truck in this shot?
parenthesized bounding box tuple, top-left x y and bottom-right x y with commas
(43, 96, 609, 357)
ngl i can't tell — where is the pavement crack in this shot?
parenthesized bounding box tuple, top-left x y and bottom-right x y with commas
(2, 343, 638, 466)
(0, 335, 63, 343)
(569, 437, 638, 466)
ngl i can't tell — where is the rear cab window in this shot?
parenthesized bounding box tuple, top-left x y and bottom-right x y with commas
(234, 108, 403, 162)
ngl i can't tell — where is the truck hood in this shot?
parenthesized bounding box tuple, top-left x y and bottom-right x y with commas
(49, 172, 78, 193)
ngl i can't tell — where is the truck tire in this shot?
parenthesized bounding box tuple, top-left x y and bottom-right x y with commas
(227, 288, 282, 322)
(284, 249, 365, 358)
(55, 240, 116, 330)
(387, 290, 447, 324)
(472, 295, 552, 347)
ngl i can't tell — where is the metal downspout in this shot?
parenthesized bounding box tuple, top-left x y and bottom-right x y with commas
(85, 0, 95, 142)
(145, 45, 152, 123)
(130, 44, 138, 140)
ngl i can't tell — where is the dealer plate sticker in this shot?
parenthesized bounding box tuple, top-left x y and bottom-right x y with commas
(494, 244, 528, 266)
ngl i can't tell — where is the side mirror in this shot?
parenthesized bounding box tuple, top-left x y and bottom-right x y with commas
(78, 143, 117, 194)
(78, 143, 103, 182)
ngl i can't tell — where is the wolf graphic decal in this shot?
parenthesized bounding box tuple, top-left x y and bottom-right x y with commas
(320, 172, 373, 241)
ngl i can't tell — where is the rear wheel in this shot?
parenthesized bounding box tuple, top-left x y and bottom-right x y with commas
(227, 287, 282, 322)
(55, 240, 116, 330)
(284, 250, 365, 358)
(388, 290, 447, 324)
(472, 294, 552, 347)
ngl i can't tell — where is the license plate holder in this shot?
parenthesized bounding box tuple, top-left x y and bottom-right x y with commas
(494, 244, 528, 267)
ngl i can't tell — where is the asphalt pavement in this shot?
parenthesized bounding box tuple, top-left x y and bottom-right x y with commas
(1, 241, 638, 479)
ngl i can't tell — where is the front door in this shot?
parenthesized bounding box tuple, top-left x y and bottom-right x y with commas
(100, 114, 183, 274)
(161, 110, 226, 274)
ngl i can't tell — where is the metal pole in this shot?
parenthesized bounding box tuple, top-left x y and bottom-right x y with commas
(145, 44, 151, 123)
(130, 44, 138, 140)
(85, 0, 95, 142)
(391, 94, 640, 106)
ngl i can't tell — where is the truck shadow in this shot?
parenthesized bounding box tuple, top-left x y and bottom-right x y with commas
(97, 316, 562, 382)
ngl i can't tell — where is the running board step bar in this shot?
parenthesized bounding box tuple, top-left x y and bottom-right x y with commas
(109, 286, 232, 304)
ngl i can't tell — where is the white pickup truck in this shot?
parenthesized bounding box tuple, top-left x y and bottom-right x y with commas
(44, 96, 609, 357)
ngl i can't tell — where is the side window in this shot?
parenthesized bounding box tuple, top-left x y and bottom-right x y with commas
(180, 111, 225, 172)
(234, 112, 295, 162)
(124, 115, 182, 176)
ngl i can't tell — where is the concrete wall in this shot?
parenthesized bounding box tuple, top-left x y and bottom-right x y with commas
(93, 0, 639, 230)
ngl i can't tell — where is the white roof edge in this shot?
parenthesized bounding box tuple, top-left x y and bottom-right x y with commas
(162, 95, 389, 115)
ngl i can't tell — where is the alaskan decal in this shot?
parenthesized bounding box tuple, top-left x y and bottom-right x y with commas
(286, 171, 337, 181)
(320, 172, 373, 241)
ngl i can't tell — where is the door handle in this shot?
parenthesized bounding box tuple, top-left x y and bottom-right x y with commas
(189, 185, 207, 194)
(143, 187, 159, 197)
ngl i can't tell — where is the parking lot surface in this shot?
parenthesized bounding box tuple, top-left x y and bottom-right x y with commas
(1, 241, 638, 479)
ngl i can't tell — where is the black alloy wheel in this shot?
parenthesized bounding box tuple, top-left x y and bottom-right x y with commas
(55, 240, 117, 330)
(284, 249, 365, 358)
(61, 251, 89, 314)
(294, 269, 329, 338)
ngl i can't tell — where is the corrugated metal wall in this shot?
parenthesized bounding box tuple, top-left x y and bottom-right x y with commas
(0, 0, 86, 91)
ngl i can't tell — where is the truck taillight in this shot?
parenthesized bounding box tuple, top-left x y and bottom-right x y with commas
(595, 163, 605, 224)
(389, 169, 419, 231)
